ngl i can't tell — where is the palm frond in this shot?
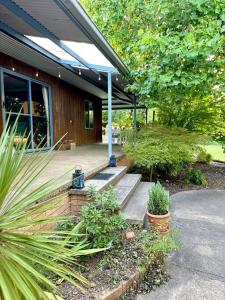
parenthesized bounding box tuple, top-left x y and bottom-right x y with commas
(0, 118, 102, 300)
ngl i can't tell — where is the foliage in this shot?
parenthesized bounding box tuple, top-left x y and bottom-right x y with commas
(185, 168, 208, 185)
(123, 126, 207, 177)
(102, 109, 146, 130)
(142, 229, 181, 259)
(157, 94, 225, 135)
(214, 132, 225, 153)
(81, 0, 225, 134)
(197, 149, 212, 164)
(0, 120, 103, 300)
(148, 182, 170, 215)
(80, 187, 127, 248)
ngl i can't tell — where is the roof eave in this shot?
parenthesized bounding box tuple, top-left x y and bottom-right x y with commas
(60, 0, 129, 76)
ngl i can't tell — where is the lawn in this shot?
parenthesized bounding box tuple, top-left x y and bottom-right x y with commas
(204, 144, 225, 162)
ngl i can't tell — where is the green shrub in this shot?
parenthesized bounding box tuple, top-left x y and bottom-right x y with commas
(0, 119, 102, 300)
(185, 168, 208, 186)
(148, 182, 170, 215)
(123, 126, 207, 179)
(80, 187, 127, 248)
(197, 150, 212, 164)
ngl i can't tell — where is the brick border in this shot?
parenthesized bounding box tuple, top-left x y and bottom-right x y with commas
(98, 266, 146, 300)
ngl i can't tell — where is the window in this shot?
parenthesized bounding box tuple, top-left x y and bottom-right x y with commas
(85, 99, 94, 129)
(2, 70, 51, 150)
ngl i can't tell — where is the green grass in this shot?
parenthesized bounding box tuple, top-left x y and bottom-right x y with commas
(203, 144, 225, 162)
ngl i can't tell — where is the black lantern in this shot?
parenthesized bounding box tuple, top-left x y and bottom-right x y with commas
(109, 155, 116, 167)
(72, 166, 85, 189)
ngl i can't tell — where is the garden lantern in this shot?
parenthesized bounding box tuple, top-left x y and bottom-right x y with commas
(72, 166, 85, 189)
(109, 155, 116, 167)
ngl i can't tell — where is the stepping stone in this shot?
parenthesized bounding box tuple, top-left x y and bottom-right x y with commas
(114, 174, 142, 209)
(122, 182, 154, 224)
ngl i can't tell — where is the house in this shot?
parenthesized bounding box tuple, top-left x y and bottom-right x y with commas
(0, 0, 144, 156)
(0, 1, 149, 226)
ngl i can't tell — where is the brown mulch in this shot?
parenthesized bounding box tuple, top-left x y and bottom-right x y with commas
(159, 162, 225, 195)
(58, 227, 155, 300)
(130, 161, 225, 195)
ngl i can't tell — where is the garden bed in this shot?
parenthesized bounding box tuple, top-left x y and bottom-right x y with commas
(130, 162, 225, 195)
(58, 226, 170, 300)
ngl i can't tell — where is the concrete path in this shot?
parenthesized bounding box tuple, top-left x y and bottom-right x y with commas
(138, 189, 225, 300)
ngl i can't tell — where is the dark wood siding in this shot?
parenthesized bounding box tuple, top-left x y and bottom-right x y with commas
(0, 52, 102, 145)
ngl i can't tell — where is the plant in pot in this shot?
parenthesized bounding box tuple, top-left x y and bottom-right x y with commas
(147, 182, 170, 235)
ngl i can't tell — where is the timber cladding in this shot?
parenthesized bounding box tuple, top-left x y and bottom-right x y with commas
(0, 52, 102, 145)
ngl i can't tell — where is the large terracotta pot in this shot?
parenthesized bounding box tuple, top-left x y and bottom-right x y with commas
(146, 211, 170, 235)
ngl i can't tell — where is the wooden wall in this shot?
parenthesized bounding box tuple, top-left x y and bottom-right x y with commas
(0, 52, 102, 145)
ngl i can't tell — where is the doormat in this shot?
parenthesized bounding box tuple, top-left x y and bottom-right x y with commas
(90, 173, 114, 180)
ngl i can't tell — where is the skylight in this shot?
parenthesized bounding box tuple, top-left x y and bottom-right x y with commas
(26, 36, 76, 61)
(26, 36, 113, 67)
(62, 41, 112, 67)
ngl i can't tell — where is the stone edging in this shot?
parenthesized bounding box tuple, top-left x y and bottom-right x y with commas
(98, 267, 146, 300)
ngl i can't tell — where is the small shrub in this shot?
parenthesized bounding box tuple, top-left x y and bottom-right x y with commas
(197, 150, 212, 164)
(80, 187, 127, 248)
(185, 168, 208, 186)
(148, 182, 170, 215)
(123, 126, 208, 179)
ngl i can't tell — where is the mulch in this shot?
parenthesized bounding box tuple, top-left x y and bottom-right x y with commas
(159, 162, 225, 195)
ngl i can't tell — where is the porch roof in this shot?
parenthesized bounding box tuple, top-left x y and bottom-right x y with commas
(0, 0, 144, 109)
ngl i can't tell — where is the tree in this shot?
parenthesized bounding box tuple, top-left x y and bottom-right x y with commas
(81, 0, 225, 133)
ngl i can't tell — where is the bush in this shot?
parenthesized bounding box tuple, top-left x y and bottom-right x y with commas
(123, 126, 208, 179)
(197, 150, 212, 164)
(80, 187, 127, 248)
(0, 119, 102, 300)
(148, 182, 170, 215)
(185, 168, 208, 186)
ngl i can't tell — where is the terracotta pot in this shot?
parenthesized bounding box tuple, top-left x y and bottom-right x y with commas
(146, 211, 170, 235)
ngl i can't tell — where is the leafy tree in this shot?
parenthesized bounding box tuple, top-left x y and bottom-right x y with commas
(123, 126, 207, 179)
(81, 0, 225, 133)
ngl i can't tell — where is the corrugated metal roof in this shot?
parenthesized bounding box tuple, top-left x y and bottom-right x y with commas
(0, 31, 107, 99)
(0, 0, 128, 75)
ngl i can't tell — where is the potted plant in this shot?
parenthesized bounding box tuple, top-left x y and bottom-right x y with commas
(146, 182, 170, 235)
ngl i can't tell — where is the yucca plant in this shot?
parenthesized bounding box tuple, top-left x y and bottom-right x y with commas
(0, 119, 102, 300)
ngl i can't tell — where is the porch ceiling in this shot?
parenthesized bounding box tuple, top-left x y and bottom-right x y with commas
(0, 0, 136, 108)
(0, 0, 128, 74)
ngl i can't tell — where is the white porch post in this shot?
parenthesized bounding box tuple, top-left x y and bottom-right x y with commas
(108, 71, 112, 158)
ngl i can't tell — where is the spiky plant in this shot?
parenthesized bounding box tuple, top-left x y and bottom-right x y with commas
(0, 120, 101, 300)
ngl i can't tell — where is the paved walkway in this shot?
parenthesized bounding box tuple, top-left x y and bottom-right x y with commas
(138, 189, 225, 300)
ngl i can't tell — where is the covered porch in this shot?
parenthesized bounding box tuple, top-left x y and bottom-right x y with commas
(27, 144, 123, 192)
(0, 0, 145, 158)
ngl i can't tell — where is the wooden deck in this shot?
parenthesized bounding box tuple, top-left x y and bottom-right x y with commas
(27, 144, 123, 193)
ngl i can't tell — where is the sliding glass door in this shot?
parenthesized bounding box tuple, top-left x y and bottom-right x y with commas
(1, 69, 52, 150)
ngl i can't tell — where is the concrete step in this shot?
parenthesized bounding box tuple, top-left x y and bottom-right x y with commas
(122, 182, 155, 225)
(114, 174, 142, 209)
(69, 166, 128, 195)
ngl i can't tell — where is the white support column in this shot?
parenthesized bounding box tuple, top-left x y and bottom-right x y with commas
(108, 71, 112, 158)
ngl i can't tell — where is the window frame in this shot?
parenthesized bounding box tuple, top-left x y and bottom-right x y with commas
(84, 99, 94, 130)
(0, 67, 53, 151)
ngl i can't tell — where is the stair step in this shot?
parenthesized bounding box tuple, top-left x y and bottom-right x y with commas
(69, 166, 127, 195)
(114, 174, 142, 209)
(122, 182, 155, 224)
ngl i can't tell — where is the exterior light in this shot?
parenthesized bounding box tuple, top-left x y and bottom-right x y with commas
(79, 69, 82, 76)
(72, 166, 85, 189)
(109, 155, 116, 167)
(58, 71, 61, 78)
(116, 75, 119, 81)
(98, 74, 101, 81)
(35, 71, 39, 77)
(12, 67, 15, 71)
